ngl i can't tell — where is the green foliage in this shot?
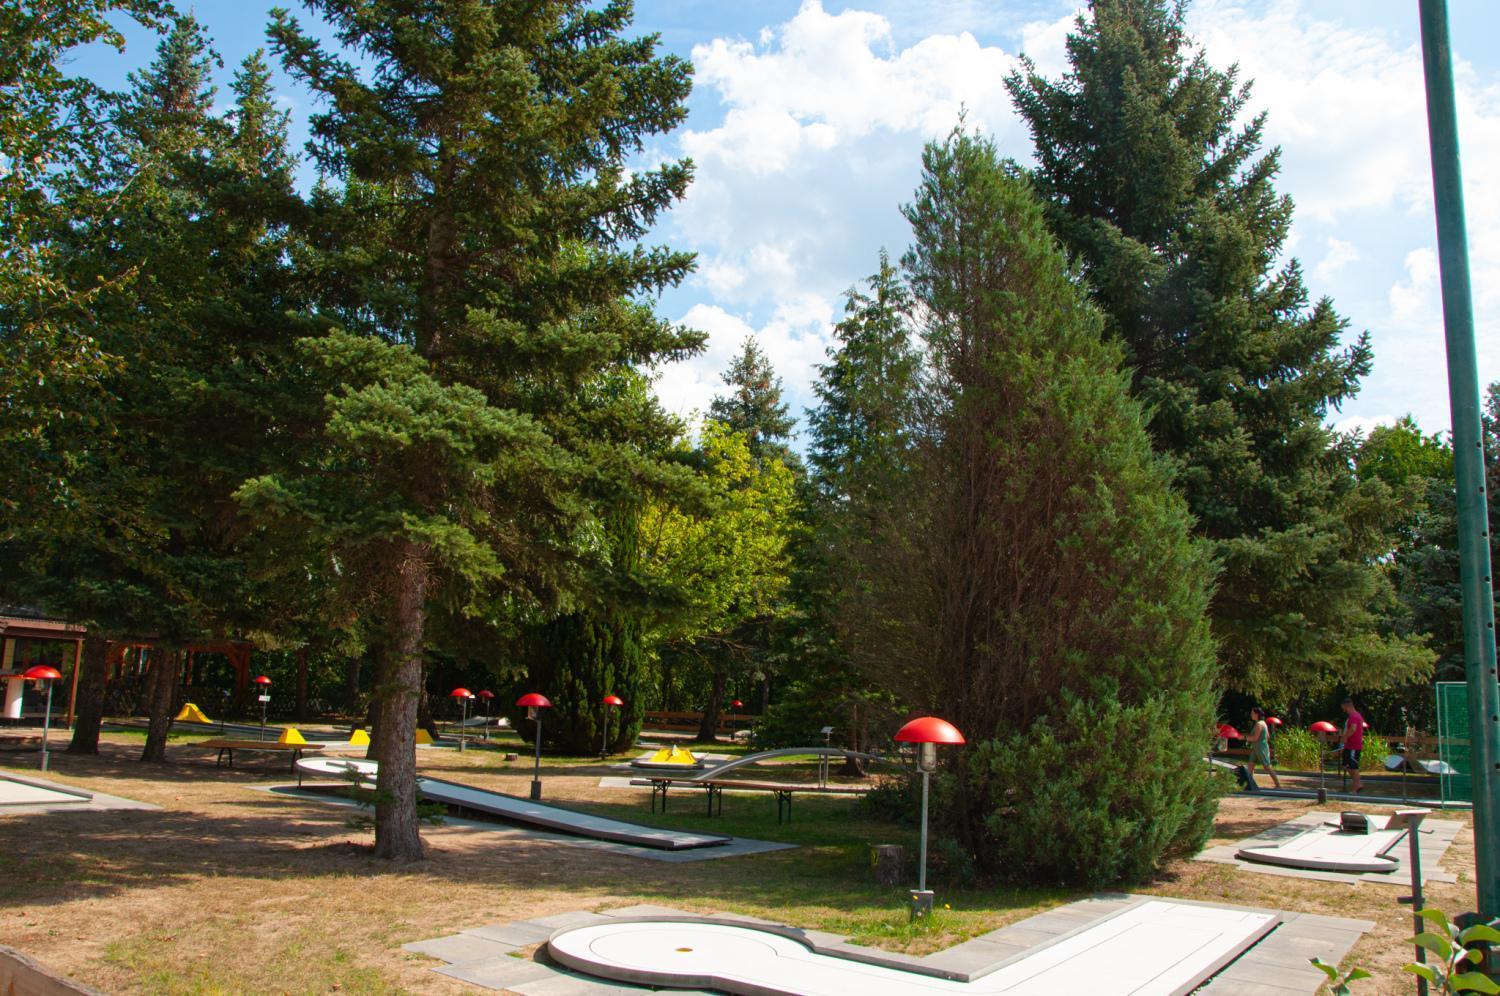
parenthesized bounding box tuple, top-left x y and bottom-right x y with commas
(1272, 726, 1320, 771)
(257, 0, 701, 856)
(709, 339, 798, 469)
(1404, 907, 1500, 995)
(1007, 0, 1432, 699)
(823, 128, 1218, 888)
(1310, 958, 1371, 995)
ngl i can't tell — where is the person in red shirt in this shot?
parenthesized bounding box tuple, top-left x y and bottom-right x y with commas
(1341, 698, 1365, 793)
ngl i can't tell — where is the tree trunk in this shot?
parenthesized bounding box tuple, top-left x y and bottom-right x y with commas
(295, 648, 309, 722)
(344, 651, 363, 714)
(416, 675, 439, 741)
(695, 667, 726, 744)
(67, 634, 111, 755)
(364, 694, 380, 761)
(839, 699, 867, 777)
(140, 646, 181, 763)
(373, 546, 428, 860)
(759, 675, 770, 713)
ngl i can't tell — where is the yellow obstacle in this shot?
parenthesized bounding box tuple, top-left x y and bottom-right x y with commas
(415, 728, 434, 745)
(349, 729, 370, 746)
(648, 745, 698, 765)
(174, 703, 212, 724)
(278, 727, 308, 745)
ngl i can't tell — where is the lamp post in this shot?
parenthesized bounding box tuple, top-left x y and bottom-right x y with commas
(1311, 720, 1338, 803)
(730, 699, 743, 739)
(517, 693, 552, 799)
(601, 694, 623, 758)
(1266, 716, 1282, 763)
(253, 675, 272, 741)
(23, 666, 62, 771)
(894, 716, 965, 920)
(477, 690, 495, 740)
(450, 688, 473, 752)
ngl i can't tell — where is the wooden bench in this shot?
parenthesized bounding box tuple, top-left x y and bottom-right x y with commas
(636, 777, 866, 824)
(197, 739, 323, 771)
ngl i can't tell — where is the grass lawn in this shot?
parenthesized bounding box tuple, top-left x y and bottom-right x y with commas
(0, 731, 1479, 995)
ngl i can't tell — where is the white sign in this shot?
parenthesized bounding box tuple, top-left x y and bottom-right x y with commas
(257, 695, 270, 703)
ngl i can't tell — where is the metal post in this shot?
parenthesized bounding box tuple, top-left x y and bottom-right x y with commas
(1420, 0, 1500, 919)
(458, 698, 467, 753)
(918, 768, 929, 893)
(531, 715, 543, 800)
(1403, 811, 1429, 996)
(601, 709, 608, 759)
(40, 682, 53, 772)
(259, 698, 267, 742)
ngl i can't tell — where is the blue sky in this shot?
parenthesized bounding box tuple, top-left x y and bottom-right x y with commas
(73, 1, 1500, 443)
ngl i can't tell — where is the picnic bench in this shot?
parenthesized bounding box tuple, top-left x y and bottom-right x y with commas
(197, 739, 324, 771)
(635, 776, 867, 824)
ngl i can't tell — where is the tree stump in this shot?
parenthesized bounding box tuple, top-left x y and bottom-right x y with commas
(872, 844, 906, 887)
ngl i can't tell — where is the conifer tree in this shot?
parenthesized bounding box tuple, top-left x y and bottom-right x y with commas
(709, 339, 797, 467)
(258, 0, 699, 858)
(853, 130, 1218, 886)
(1006, 0, 1430, 697)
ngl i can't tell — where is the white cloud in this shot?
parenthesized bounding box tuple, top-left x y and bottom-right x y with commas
(1389, 248, 1439, 324)
(654, 0, 1032, 422)
(1330, 413, 1397, 438)
(1313, 237, 1360, 282)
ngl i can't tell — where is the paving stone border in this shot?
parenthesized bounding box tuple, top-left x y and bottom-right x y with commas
(0, 772, 157, 816)
(1195, 810, 1462, 885)
(403, 896, 1371, 995)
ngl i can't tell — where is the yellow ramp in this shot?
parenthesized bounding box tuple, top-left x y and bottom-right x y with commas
(278, 727, 308, 745)
(415, 729, 434, 745)
(175, 703, 212, 724)
(349, 729, 370, 745)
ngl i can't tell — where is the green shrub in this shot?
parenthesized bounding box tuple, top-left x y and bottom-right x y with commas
(1361, 734, 1389, 771)
(1273, 727, 1321, 771)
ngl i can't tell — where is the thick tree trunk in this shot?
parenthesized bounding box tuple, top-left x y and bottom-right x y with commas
(373, 547, 428, 860)
(695, 667, 726, 744)
(67, 634, 110, 755)
(140, 646, 181, 763)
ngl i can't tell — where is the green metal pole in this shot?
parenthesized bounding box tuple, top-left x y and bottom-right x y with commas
(1419, 0, 1500, 920)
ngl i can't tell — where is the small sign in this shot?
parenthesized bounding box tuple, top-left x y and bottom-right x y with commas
(257, 695, 270, 703)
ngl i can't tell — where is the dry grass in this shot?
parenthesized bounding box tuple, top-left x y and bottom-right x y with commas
(0, 736, 1479, 995)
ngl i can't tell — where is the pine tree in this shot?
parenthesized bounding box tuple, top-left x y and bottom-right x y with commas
(1006, 0, 1432, 697)
(258, 0, 699, 858)
(709, 339, 798, 467)
(1, 18, 308, 762)
(854, 129, 1218, 886)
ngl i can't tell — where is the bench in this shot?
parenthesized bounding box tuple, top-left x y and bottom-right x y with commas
(636, 777, 866, 824)
(197, 739, 323, 771)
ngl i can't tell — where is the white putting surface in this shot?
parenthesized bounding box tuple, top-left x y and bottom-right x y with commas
(1236, 816, 1406, 873)
(293, 759, 730, 850)
(416, 777, 731, 850)
(0, 778, 89, 806)
(548, 900, 1277, 995)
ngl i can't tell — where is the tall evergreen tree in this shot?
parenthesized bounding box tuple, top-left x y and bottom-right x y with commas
(709, 338, 797, 467)
(257, 0, 699, 858)
(849, 129, 1218, 886)
(1006, 0, 1431, 697)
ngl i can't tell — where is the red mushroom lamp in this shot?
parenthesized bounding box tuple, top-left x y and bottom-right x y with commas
(601, 694, 624, 758)
(1310, 721, 1340, 799)
(894, 716, 966, 918)
(23, 666, 62, 771)
(730, 698, 744, 737)
(517, 693, 552, 799)
(252, 675, 272, 740)
(476, 690, 495, 739)
(450, 687, 474, 752)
